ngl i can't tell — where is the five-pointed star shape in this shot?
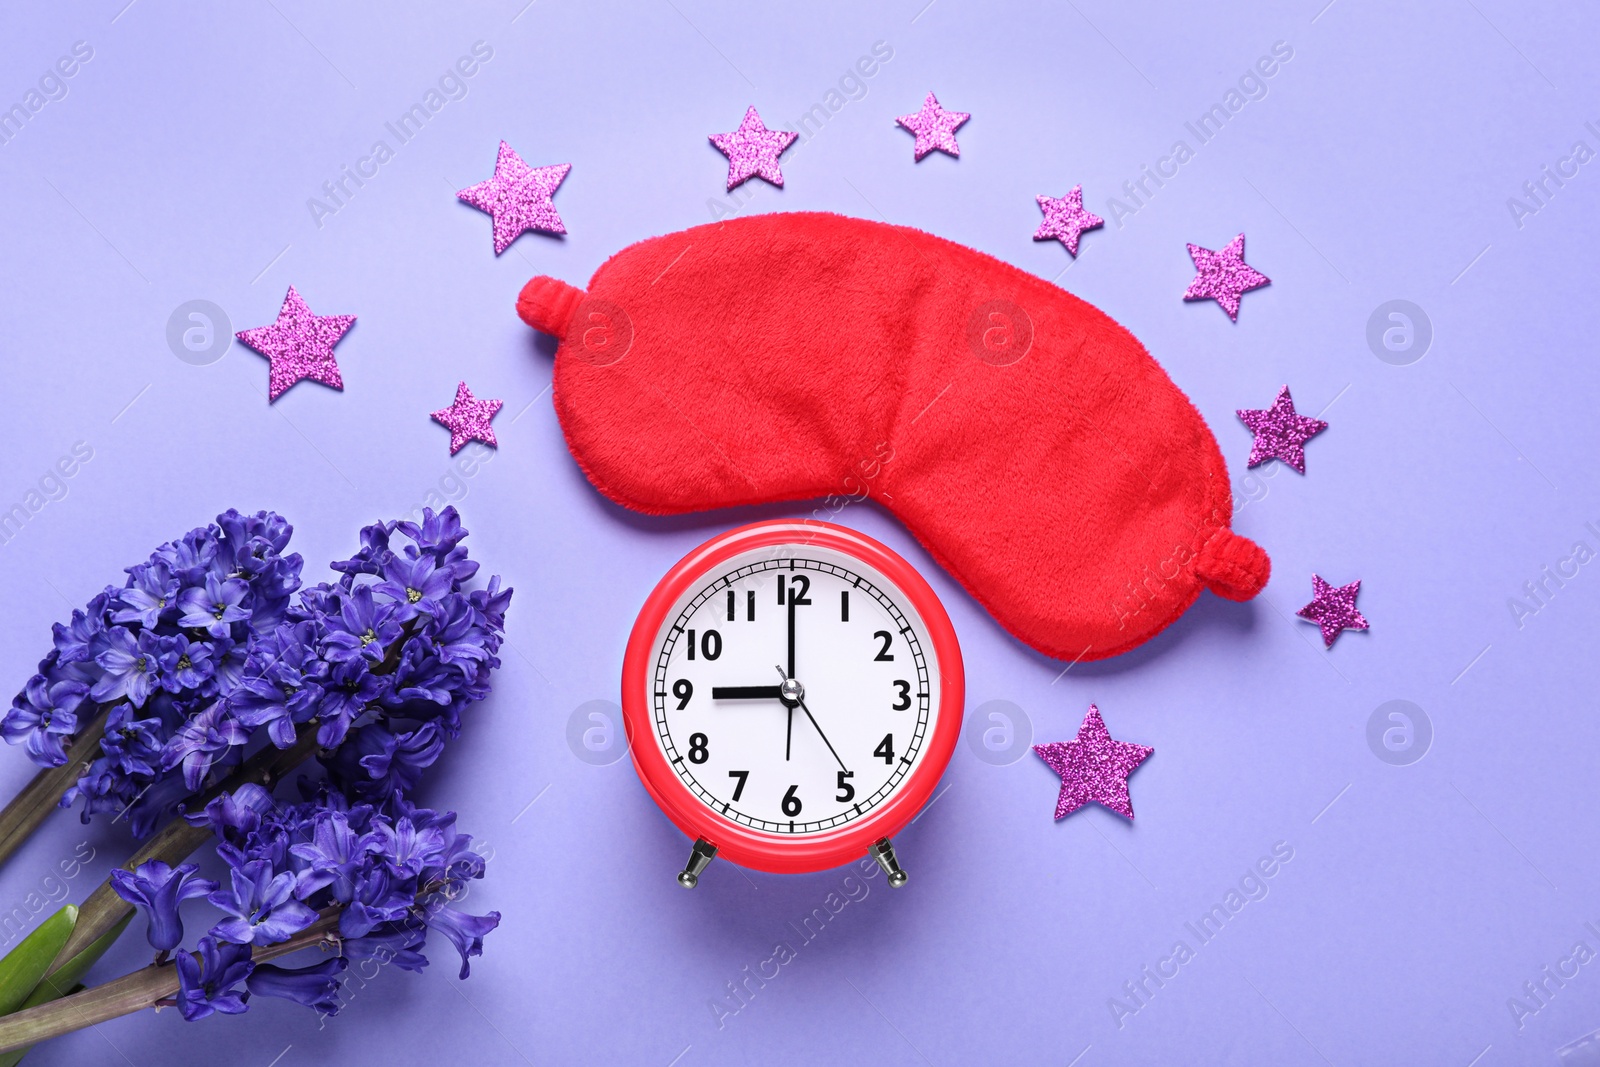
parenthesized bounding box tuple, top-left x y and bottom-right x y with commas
(1297, 575, 1369, 648)
(235, 286, 356, 402)
(709, 106, 798, 190)
(431, 381, 503, 454)
(1183, 233, 1270, 321)
(895, 91, 970, 161)
(1034, 185, 1104, 256)
(1237, 385, 1328, 473)
(1032, 705, 1153, 820)
(456, 141, 571, 255)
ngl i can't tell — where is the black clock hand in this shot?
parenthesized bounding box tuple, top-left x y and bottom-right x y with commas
(711, 685, 783, 699)
(774, 666, 848, 773)
(785, 585, 797, 760)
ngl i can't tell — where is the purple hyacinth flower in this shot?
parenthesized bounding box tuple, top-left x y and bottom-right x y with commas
(374, 553, 455, 622)
(177, 574, 251, 638)
(158, 634, 215, 694)
(323, 586, 402, 666)
(342, 921, 429, 973)
(2, 676, 89, 766)
(338, 868, 412, 939)
(423, 904, 500, 979)
(174, 936, 254, 1021)
(371, 816, 445, 880)
(161, 702, 250, 791)
(112, 561, 178, 628)
(109, 859, 217, 952)
(208, 859, 318, 947)
(187, 783, 277, 840)
(91, 627, 162, 707)
(288, 811, 370, 902)
(50, 603, 106, 666)
(245, 956, 347, 1014)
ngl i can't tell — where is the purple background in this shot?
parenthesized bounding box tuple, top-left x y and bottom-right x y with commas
(0, 1, 1596, 1064)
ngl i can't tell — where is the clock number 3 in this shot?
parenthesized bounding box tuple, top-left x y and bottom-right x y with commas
(892, 680, 911, 710)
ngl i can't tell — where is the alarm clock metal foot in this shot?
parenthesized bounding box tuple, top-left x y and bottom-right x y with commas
(677, 837, 717, 888)
(869, 837, 908, 888)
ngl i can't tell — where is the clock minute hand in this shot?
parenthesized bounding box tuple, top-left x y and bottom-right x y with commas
(773, 665, 848, 774)
(711, 685, 783, 699)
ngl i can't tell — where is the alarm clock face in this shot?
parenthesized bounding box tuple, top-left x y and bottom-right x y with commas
(622, 522, 964, 873)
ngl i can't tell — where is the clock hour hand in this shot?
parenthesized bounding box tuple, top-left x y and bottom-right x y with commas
(774, 666, 848, 773)
(711, 685, 783, 700)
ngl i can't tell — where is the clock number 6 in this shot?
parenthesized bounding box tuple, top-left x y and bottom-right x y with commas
(782, 784, 803, 817)
(892, 680, 911, 710)
(835, 770, 855, 802)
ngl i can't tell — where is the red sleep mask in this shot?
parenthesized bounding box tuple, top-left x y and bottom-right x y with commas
(516, 211, 1268, 661)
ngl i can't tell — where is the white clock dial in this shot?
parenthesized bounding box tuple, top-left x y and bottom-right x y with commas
(648, 543, 941, 836)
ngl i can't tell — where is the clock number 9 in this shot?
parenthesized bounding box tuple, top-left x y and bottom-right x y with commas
(892, 680, 911, 711)
(782, 784, 803, 817)
(688, 733, 709, 764)
(684, 629, 722, 661)
(672, 679, 693, 709)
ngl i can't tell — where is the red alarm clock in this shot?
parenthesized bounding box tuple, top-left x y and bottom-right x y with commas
(621, 520, 964, 888)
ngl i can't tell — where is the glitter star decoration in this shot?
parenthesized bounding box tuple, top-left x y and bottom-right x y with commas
(1297, 575, 1369, 648)
(1034, 185, 1104, 256)
(1237, 385, 1328, 473)
(431, 382, 503, 455)
(895, 91, 970, 161)
(1032, 705, 1153, 821)
(235, 286, 356, 402)
(709, 106, 798, 191)
(1183, 233, 1270, 321)
(456, 140, 571, 255)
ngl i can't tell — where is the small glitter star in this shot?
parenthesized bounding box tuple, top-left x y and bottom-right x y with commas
(235, 286, 356, 402)
(456, 141, 570, 255)
(1034, 185, 1104, 256)
(895, 91, 970, 161)
(1032, 705, 1153, 821)
(1237, 385, 1328, 474)
(709, 106, 798, 191)
(431, 381, 503, 455)
(1297, 575, 1369, 648)
(1183, 233, 1270, 321)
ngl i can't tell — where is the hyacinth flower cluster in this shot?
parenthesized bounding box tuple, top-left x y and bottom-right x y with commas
(0, 506, 510, 1050)
(2, 509, 303, 837)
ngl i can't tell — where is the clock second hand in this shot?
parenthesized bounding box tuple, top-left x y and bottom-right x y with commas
(774, 665, 848, 773)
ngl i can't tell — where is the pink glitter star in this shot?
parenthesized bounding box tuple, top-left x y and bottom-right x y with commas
(456, 141, 570, 255)
(1183, 233, 1270, 321)
(1034, 185, 1104, 256)
(1237, 385, 1328, 474)
(235, 286, 356, 402)
(1297, 575, 1369, 648)
(1032, 705, 1153, 820)
(709, 106, 798, 191)
(431, 381, 503, 455)
(895, 91, 970, 161)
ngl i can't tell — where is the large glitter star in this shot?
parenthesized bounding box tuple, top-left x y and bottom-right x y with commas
(1032, 705, 1153, 820)
(709, 106, 798, 191)
(431, 381, 503, 455)
(235, 286, 356, 402)
(456, 141, 570, 255)
(1237, 385, 1328, 474)
(1183, 233, 1270, 321)
(1034, 185, 1104, 256)
(895, 91, 970, 161)
(1297, 575, 1369, 648)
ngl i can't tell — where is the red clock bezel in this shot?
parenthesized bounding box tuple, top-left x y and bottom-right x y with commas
(620, 519, 965, 875)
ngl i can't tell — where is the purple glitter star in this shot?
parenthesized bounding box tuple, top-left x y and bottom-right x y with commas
(709, 106, 798, 191)
(1032, 705, 1153, 821)
(456, 141, 570, 255)
(1237, 385, 1328, 474)
(1034, 185, 1104, 256)
(430, 381, 503, 455)
(1183, 233, 1270, 321)
(1297, 575, 1369, 648)
(895, 91, 970, 161)
(235, 286, 356, 402)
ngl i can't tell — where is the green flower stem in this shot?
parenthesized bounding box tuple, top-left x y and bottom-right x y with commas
(48, 723, 322, 972)
(0, 910, 340, 1057)
(0, 706, 111, 871)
